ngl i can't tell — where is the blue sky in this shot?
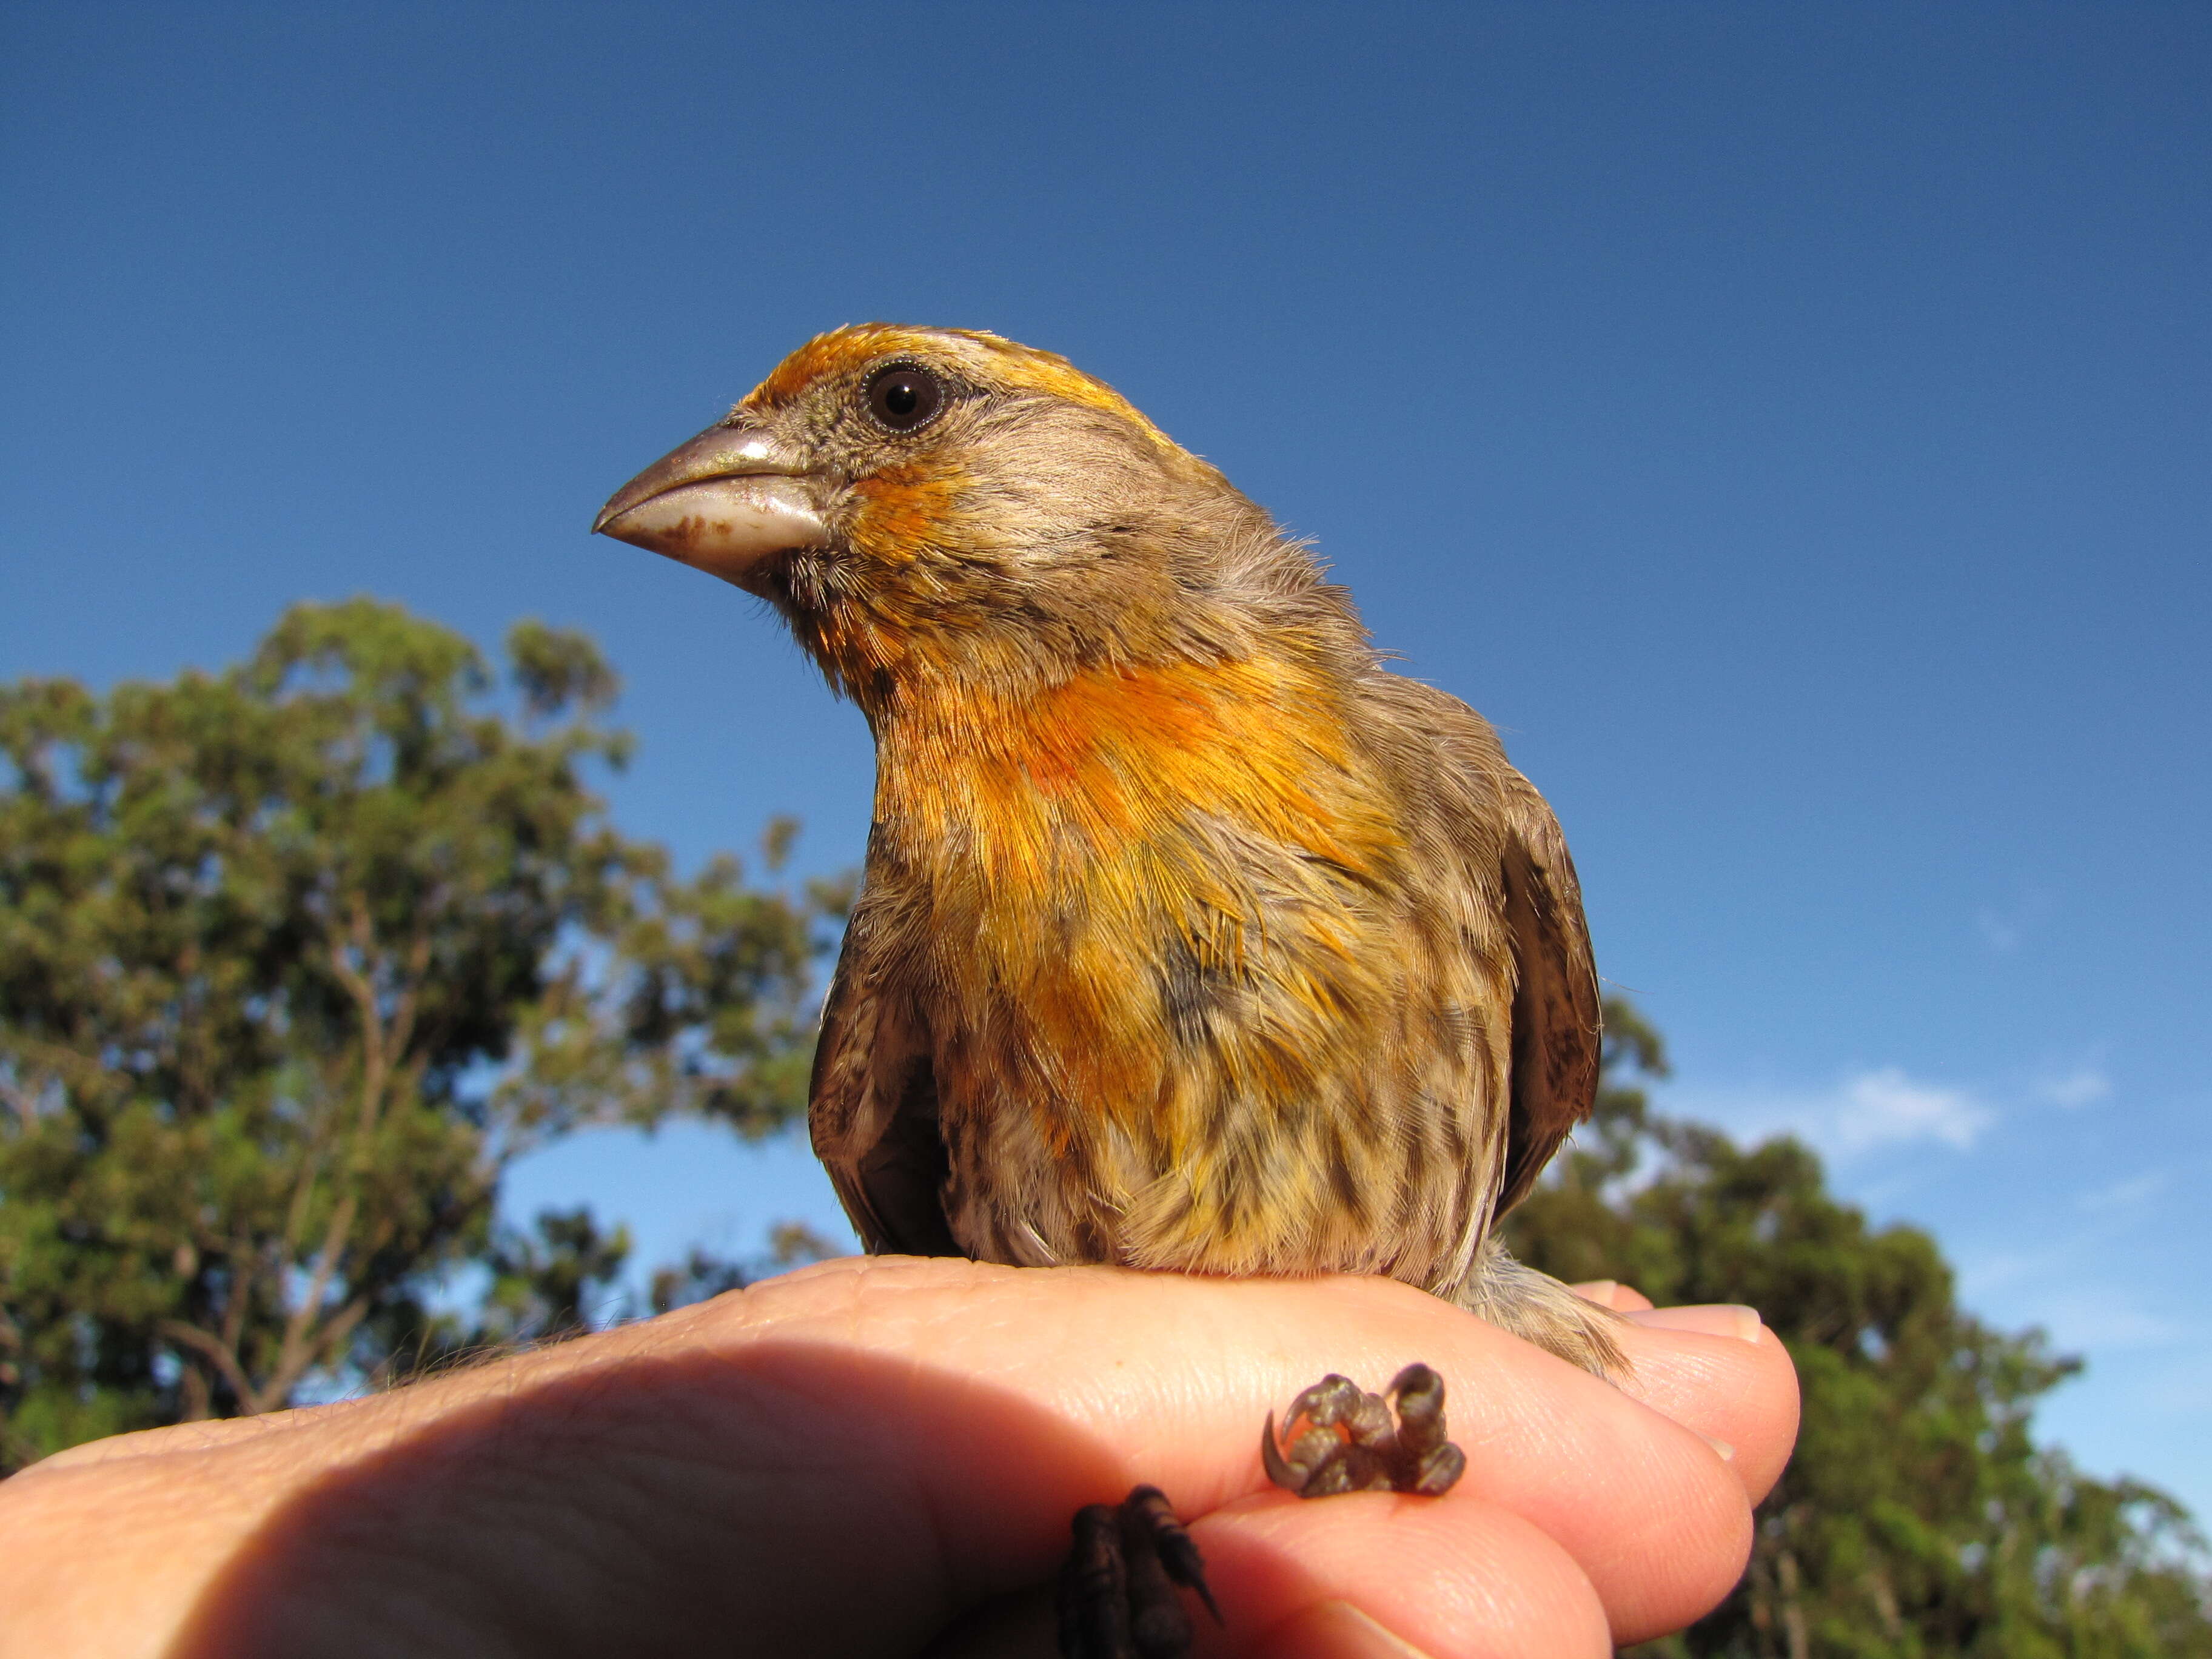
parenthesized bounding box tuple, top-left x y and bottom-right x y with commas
(4, 4, 2207, 1512)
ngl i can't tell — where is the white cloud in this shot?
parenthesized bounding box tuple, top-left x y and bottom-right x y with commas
(2032, 1290, 2186, 1352)
(1830, 1067, 1993, 1151)
(2037, 1067, 2111, 1110)
(1666, 1066, 1994, 1161)
(1958, 1249, 2048, 1299)
(2077, 1171, 2167, 1213)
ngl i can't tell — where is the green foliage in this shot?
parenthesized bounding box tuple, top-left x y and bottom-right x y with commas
(0, 600, 836, 1464)
(645, 1219, 842, 1316)
(475, 1206, 634, 1347)
(1504, 1001, 2212, 1657)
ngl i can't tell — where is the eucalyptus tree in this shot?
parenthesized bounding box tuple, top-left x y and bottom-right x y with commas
(0, 600, 836, 1460)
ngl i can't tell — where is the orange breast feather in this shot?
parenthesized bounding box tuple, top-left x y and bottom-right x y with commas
(879, 655, 1407, 1160)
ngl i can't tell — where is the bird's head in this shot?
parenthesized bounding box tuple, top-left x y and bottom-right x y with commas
(595, 326, 1345, 714)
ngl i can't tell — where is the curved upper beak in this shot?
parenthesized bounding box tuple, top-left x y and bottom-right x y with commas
(592, 422, 827, 591)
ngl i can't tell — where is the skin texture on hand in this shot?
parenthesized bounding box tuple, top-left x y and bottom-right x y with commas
(0, 1262, 1794, 1659)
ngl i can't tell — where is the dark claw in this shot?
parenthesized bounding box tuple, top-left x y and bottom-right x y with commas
(1389, 1363, 1466, 1494)
(1125, 1485, 1222, 1626)
(1389, 1363, 1449, 1457)
(1409, 1439, 1467, 1496)
(1057, 1486, 1220, 1659)
(1261, 1361, 1468, 1500)
(1057, 1503, 1130, 1659)
(1259, 1410, 1299, 1489)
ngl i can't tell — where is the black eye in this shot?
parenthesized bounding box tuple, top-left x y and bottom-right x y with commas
(864, 364, 944, 431)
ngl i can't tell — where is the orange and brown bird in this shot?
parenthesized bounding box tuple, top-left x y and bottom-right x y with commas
(597, 325, 1620, 1651)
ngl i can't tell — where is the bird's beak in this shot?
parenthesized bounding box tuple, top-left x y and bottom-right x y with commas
(592, 423, 826, 590)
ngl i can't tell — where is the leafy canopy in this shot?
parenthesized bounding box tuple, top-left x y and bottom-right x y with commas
(0, 600, 840, 1458)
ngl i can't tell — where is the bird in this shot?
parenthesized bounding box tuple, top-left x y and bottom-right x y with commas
(595, 324, 1620, 1651)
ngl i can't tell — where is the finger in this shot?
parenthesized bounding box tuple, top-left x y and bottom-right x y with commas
(1193, 1489, 1612, 1657)
(1255, 1600, 1453, 1659)
(30, 1398, 377, 1472)
(934, 1498, 1610, 1659)
(1616, 1307, 1800, 1507)
(1569, 1279, 1655, 1312)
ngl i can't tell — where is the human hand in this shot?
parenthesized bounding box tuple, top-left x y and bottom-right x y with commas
(0, 1259, 1795, 1657)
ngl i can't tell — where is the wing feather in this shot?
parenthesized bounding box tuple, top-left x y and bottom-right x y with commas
(1493, 768, 1603, 1215)
(1360, 672, 1601, 1221)
(806, 890, 961, 1258)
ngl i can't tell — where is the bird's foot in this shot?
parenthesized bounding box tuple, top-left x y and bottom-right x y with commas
(1260, 1362, 1467, 1498)
(1054, 1366, 1462, 1657)
(1056, 1485, 1222, 1659)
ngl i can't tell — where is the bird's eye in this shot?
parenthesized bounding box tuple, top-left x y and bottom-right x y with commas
(864, 364, 944, 432)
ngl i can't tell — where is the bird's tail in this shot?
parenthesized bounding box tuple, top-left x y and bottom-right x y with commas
(1455, 1235, 1630, 1378)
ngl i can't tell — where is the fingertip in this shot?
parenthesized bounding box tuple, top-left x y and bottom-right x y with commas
(1612, 1311, 1801, 1510)
(1255, 1598, 1435, 1658)
(1624, 1304, 1762, 1344)
(1195, 1493, 1612, 1659)
(1569, 1280, 1655, 1313)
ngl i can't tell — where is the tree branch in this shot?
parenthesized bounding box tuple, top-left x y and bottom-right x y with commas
(276, 892, 408, 1403)
(157, 1319, 258, 1415)
(217, 1230, 257, 1362)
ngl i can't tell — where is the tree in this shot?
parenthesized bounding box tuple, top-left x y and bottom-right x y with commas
(0, 600, 840, 1465)
(1504, 1002, 2212, 1657)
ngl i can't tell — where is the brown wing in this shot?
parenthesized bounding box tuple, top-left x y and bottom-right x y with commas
(806, 892, 962, 1258)
(1354, 671, 1603, 1225)
(1492, 768, 1603, 1215)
